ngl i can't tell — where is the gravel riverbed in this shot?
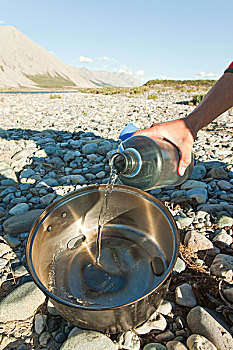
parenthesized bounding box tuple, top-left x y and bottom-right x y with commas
(0, 91, 232, 350)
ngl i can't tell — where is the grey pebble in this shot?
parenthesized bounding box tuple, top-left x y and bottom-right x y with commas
(4, 234, 21, 248)
(0, 281, 46, 322)
(181, 180, 207, 190)
(118, 330, 140, 350)
(175, 283, 197, 307)
(210, 254, 233, 281)
(175, 215, 193, 229)
(0, 257, 8, 269)
(47, 299, 60, 316)
(213, 229, 232, 246)
(187, 306, 233, 350)
(3, 209, 43, 234)
(186, 188, 208, 204)
(60, 330, 116, 350)
(173, 257, 186, 273)
(34, 314, 47, 334)
(184, 231, 213, 253)
(154, 329, 175, 342)
(223, 287, 233, 303)
(143, 344, 166, 350)
(156, 300, 173, 315)
(39, 332, 51, 346)
(9, 203, 29, 215)
(189, 165, 207, 180)
(82, 143, 98, 154)
(0, 242, 11, 257)
(40, 193, 56, 206)
(166, 341, 188, 350)
(186, 334, 217, 350)
(135, 312, 167, 335)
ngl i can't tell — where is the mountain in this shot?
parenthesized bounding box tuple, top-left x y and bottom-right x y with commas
(0, 26, 139, 89)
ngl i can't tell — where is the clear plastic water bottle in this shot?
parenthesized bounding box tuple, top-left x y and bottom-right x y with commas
(109, 134, 194, 191)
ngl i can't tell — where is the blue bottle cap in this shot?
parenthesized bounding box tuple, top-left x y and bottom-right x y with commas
(119, 123, 139, 141)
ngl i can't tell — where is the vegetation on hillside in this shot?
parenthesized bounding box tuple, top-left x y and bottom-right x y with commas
(25, 73, 76, 88)
(144, 79, 216, 88)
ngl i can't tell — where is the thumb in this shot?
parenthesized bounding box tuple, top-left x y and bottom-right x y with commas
(133, 124, 163, 139)
(178, 147, 193, 176)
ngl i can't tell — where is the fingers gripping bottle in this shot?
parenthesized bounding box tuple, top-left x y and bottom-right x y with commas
(109, 123, 194, 191)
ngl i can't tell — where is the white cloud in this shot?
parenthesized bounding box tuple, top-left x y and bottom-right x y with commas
(194, 71, 218, 79)
(118, 65, 133, 75)
(135, 70, 144, 77)
(112, 65, 146, 81)
(0, 20, 5, 24)
(99, 56, 117, 62)
(79, 55, 93, 63)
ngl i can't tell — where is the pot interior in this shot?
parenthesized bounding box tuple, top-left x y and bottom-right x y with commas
(27, 185, 179, 309)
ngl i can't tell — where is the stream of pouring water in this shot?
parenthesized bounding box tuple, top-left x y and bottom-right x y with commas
(95, 167, 118, 265)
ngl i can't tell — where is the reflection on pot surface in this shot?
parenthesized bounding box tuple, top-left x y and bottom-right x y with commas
(26, 184, 179, 333)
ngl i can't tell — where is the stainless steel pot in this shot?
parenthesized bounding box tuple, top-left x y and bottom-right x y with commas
(26, 184, 179, 333)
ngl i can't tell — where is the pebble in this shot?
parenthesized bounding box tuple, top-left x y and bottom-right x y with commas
(207, 168, 228, 179)
(9, 203, 29, 215)
(217, 180, 232, 190)
(186, 334, 217, 350)
(34, 314, 48, 334)
(3, 209, 44, 234)
(215, 212, 233, 228)
(39, 331, 51, 346)
(175, 283, 197, 307)
(223, 287, 233, 303)
(189, 165, 207, 180)
(184, 231, 213, 253)
(0, 257, 8, 269)
(212, 229, 232, 246)
(181, 180, 207, 190)
(68, 327, 84, 338)
(0, 281, 46, 322)
(154, 329, 175, 342)
(166, 341, 188, 350)
(143, 344, 167, 350)
(47, 299, 60, 316)
(186, 188, 208, 204)
(173, 257, 186, 273)
(187, 306, 233, 350)
(4, 234, 21, 248)
(156, 300, 173, 315)
(40, 193, 56, 206)
(0, 242, 11, 257)
(55, 332, 67, 343)
(118, 330, 140, 350)
(82, 143, 98, 154)
(135, 312, 167, 335)
(60, 330, 116, 350)
(175, 215, 193, 229)
(210, 254, 233, 281)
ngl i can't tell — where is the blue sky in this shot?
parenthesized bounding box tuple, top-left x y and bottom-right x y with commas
(1, 0, 233, 83)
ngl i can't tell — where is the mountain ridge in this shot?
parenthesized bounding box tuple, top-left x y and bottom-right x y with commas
(0, 25, 139, 89)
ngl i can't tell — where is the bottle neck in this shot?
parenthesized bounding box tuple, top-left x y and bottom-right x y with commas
(110, 148, 141, 177)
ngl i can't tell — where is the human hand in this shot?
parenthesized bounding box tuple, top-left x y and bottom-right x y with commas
(133, 119, 195, 176)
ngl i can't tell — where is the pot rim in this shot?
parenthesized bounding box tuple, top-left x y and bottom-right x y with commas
(26, 184, 179, 311)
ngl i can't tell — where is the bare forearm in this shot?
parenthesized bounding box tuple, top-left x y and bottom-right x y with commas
(184, 72, 233, 138)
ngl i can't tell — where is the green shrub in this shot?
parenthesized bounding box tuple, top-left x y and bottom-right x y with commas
(50, 94, 61, 99)
(191, 94, 205, 105)
(148, 94, 158, 100)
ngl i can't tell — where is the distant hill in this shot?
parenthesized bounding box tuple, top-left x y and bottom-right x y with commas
(0, 26, 139, 89)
